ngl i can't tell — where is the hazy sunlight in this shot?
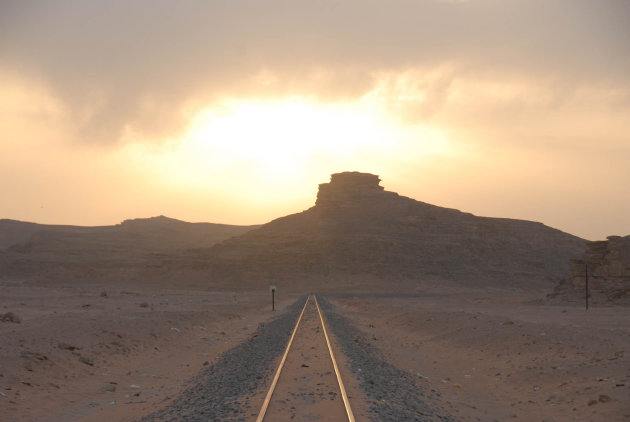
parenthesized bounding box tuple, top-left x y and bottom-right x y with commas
(187, 99, 390, 174)
(132, 98, 453, 192)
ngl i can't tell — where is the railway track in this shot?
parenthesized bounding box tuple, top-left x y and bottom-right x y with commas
(256, 295, 356, 422)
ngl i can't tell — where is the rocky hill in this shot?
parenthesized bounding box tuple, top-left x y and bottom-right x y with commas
(1, 173, 589, 292)
(549, 235, 630, 304)
(191, 172, 586, 292)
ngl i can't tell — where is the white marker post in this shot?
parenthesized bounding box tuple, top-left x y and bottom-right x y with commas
(269, 285, 277, 311)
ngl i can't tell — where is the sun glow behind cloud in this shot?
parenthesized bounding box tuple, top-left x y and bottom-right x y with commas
(121, 96, 453, 197)
(2, 60, 628, 238)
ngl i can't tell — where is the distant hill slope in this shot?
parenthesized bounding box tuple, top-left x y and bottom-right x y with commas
(0, 216, 259, 282)
(197, 172, 586, 291)
(0, 216, 258, 252)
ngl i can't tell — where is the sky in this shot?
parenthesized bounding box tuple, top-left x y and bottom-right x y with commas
(1, 0, 629, 240)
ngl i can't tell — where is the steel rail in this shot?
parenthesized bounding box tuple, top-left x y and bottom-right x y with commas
(256, 295, 355, 422)
(313, 295, 356, 422)
(255, 295, 310, 422)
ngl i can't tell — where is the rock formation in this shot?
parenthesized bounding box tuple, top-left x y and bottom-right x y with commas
(0, 172, 590, 294)
(549, 235, 630, 304)
(202, 172, 586, 291)
(316, 172, 388, 207)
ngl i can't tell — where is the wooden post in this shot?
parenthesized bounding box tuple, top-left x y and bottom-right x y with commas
(585, 263, 589, 310)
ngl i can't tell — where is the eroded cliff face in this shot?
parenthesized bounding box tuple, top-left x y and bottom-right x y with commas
(586, 236, 630, 279)
(550, 235, 630, 304)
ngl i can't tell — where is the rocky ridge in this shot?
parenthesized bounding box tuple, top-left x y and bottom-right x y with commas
(1, 172, 590, 293)
(200, 172, 586, 291)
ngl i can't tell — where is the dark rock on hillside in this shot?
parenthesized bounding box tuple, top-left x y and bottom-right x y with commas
(549, 235, 630, 304)
(200, 172, 586, 291)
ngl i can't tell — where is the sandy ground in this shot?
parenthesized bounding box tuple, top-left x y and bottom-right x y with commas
(2, 285, 629, 422)
(330, 292, 630, 421)
(0, 285, 295, 422)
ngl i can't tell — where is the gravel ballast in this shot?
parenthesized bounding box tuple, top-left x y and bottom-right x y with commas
(140, 294, 452, 421)
(139, 296, 307, 422)
(317, 296, 454, 422)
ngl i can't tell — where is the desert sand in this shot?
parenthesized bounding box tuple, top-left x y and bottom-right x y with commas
(0, 285, 298, 421)
(327, 291, 630, 421)
(2, 285, 628, 421)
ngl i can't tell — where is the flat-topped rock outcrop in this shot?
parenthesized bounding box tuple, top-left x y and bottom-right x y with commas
(316, 172, 388, 207)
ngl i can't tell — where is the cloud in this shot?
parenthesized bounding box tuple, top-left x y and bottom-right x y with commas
(1, 0, 629, 145)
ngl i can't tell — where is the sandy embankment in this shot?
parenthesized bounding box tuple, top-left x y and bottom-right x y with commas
(331, 293, 630, 421)
(0, 285, 293, 422)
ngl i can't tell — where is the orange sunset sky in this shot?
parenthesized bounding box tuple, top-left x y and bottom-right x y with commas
(1, 0, 629, 240)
